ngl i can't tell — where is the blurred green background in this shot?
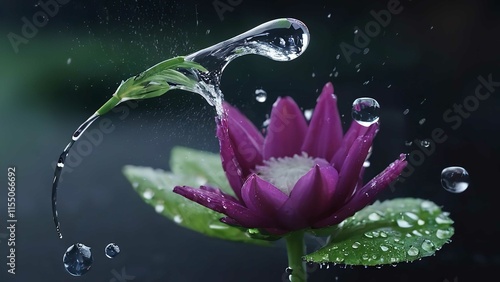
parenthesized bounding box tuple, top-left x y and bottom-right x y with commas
(1, 0, 499, 281)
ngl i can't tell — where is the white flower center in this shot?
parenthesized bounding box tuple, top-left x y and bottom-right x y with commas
(255, 153, 323, 196)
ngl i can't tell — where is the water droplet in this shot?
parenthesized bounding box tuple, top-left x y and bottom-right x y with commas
(63, 243, 93, 276)
(407, 246, 419, 256)
(304, 109, 313, 120)
(364, 232, 374, 238)
(351, 97, 380, 126)
(368, 212, 381, 221)
(311, 72, 316, 78)
(421, 240, 435, 252)
(412, 230, 423, 236)
(430, 26, 434, 30)
(397, 219, 413, 228)
(420, 140, 430, 147)
(173, 215, 183, 224)
(155, 204, 164, 213)
(67, 58, 72, 65)
(206, 29, 211, 35)
(419, 118, 426, 125)
(327, 13, 332, 18)
(142, 189, 154, 200)
(387, 84, 392, 88)
(363, 160, 371, 168)
(363, 48, 370, 55)
(363, 80, 370, 85)
(435, 213, 453, 224)
(372, 231, 380, 238)
(334, 71, 339, 77)
(354, 29, 359, 34)
(417, 219, 425, 226)
(441, 166, 469, 193)
(404, 212, 419, 221)
(380, 231, 388, 238)
(403, 108, 410, 115)
(436, 229, 451, 239)
(255, 89, 267, 102)
(105, 243, 120, 259)
(352, 242, 361, 249)
(336, 54, 340, 59)
(380, 245, 389, 252)
(362, 254, 370, 260)
(405, 141, 413, 146)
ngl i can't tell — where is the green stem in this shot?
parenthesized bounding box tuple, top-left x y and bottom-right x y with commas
(285, 231, 307, 282)
(96, 96, 121, 116)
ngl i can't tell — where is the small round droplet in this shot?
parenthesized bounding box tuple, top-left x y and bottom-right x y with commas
(336, 54, 340, 60)
(142, 189, 154, 200)
(63, 243, 93, 276)
(403, 108, 410, 115)
(419, 118, 426, 125)
(105, 243, 120, 259)
(441, 166, 469, 193)
(351, 97, 380, 126)
(255, 89, 267, 103)
(304, 109, 313, 121)
(363, 48, 369, 55)
(407, 246, 419, 257)
(420, 140, 430, 147)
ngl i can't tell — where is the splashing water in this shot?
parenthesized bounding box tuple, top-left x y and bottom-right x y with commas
(51, 18, 309, 239)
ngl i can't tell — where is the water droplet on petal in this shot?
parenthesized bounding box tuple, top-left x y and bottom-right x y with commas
(105, 243, 120, 258)
(407, 246, 419, 256)
(63, 243, 93, 276)
(304, 109, 313, 121)
(351, 97, 380, 126)
(255, 89, 267, 102)
(441, 166, 469, 193)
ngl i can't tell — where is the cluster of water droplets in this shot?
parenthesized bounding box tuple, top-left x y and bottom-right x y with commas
(62, 242, 121, 276)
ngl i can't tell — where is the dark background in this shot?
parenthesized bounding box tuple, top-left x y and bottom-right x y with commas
(0, 0, 499, 281)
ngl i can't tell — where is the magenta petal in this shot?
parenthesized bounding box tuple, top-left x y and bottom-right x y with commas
(199, 185, 239, 202)
(301, 82, 343, 160)
(331, 121, 369, 170)
(313, 154, 407, 227)
(330, 123, 378, 210)
(240, 174, 288, 220)
(174, 185, 270, 227)
(216, 117, 244, 199)
(263, 97, 308, 159)
(224, 102, 264, 175)
(279, 164, 339, 229)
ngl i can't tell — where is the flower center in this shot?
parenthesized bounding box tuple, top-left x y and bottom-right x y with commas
(255, 153, 326, 196)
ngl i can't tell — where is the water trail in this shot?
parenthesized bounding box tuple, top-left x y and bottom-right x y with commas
(51, 18, 309, 238)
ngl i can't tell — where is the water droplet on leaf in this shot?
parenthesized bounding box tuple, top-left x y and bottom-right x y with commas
(407, 246, 419, 256)
(421, 240, 435, 252)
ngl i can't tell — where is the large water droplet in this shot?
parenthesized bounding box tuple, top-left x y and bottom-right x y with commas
(351, 97, 380, 126)
(421, 240, 435, 252)
(436, 229, 451, 239)
(255, 89, 267, 102)
(105, 243, 120, 258)
(368, 212, 381, 221)
(407, 246, 419, 256)
(63, 243, 93, 276)
(441, 166, 469, 193)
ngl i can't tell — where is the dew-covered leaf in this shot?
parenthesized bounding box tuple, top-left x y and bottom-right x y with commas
(304, 198, 454, 266)
(123, 165, 269, 246)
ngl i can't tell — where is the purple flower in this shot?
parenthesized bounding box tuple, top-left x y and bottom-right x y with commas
(174, 82, 407, 235)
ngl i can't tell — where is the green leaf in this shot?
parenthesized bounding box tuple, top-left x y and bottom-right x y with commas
(169, 146, 234, 196)
(304, 198, 454, 266)
(123, 165, 269, 246)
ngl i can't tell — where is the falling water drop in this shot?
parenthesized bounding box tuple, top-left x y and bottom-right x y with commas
(51, 18, 310, 238)
(419, 118, 426, 125)
(351, 98, 380, 126)
(255, 89, 267, 102)
(105, 243, 121, 258)
(441, 166, 469, 193)
(363, 48, 370, 55)
(63, 243, 93, 276)
(420, 140, 430, 148)
(403, 108, 409, 115)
